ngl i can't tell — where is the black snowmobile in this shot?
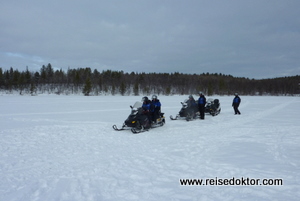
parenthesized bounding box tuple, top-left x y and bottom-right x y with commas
(205, 98, 221, 116)
(170, 99, 199, 121)
(113, 101, 165, 134)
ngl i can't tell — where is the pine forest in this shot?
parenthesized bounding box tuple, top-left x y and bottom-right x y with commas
(0, 63, 299, 96)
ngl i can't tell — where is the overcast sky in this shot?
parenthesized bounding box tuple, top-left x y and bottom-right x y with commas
(1, 0, 299, 79)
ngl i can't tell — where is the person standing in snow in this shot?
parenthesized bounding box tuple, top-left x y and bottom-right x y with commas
(151, 95, 161, 122)
(198, 92, 206, 120)
(232, 93, 241, 115)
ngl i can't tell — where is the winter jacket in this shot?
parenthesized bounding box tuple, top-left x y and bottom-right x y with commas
(151, 99, 161, 112)
(187, 98, 197, 108)
(142, 100, 151, 112)
(198, 95, 206, 105)
(232, 96, 241, 106)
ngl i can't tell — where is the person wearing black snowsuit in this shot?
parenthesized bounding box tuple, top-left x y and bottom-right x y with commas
(142, 96, 152, 128)
(186, 95, 197, 119)
(151, 95, 161, 123)
(198, 92, 206, 120)
(232, 93, 241, 115)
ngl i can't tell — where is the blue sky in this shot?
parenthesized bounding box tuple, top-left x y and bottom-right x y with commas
(1, 0, 299, 79)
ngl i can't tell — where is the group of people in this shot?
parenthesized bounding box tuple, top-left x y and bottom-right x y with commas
(141, 92, 241, 122)
(187, 92, 241, 118)
(185, 92, 207, 120)
(141, 95, 162, 124)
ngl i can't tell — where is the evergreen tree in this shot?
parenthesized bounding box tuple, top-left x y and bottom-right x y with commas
(120, 82, 126, 96)
(133, 82, 139, 96)
(30, 83, 37, 96)
(40, 65, 47, 86)
(82, 77, 92, 96)
(46, 63, 54, 81)
(111, 85, 116, 95)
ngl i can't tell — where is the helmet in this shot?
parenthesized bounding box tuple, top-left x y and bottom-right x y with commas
(152, 95, 157, 99)
(142, 96, 148, 102)
(199, 91, 203, 95)
(188, 95, 194, 99)
(234, 93, 238, 96)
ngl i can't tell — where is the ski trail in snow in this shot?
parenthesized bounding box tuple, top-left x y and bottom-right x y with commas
(213, 97, 296, 128)
(159, 97, 299, 187)
(201, 98, 300, 182)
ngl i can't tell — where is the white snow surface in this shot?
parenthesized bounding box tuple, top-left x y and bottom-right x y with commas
(0, 95, 299, 201)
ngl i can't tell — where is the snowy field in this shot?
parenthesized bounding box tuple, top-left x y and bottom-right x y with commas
(0, 94, 299, 201)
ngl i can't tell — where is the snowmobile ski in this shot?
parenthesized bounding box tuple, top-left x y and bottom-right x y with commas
(170, 114, 195, 121)
(170, 115, 178, 120)
(112, 125, 125, 131)
(131, 126, 149, 134)
(131, 119, 165, 134)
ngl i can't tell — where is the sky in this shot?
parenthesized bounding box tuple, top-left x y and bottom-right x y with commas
(1, 0, 300, 79)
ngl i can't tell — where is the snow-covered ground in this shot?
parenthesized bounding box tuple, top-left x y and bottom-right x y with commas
(0, 94, 299, 201)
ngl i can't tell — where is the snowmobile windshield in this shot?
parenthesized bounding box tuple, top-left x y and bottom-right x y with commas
(207, 98, 214, 103)
(181, 99, 188, 108)
(132, 101, 142, 109)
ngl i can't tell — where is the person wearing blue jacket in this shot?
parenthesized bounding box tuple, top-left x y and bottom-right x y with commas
(142, 96, 151, 112)
(151, 95, 161, 122)
(142, 96, 152, 126)
(232, 93, 241, 115)
(198, 92, 206, 120)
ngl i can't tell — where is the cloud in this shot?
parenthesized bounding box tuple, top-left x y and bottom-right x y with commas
(1, 0, 299, 79)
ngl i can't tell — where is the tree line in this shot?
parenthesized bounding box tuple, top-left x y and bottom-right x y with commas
(0, 63, 299, 96)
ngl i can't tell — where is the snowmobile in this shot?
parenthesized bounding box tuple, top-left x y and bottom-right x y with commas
(205, 98, 221, 116)
(170, 99, 199, 121)
(112, 101, 165, 134)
